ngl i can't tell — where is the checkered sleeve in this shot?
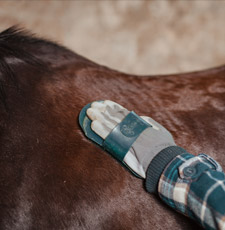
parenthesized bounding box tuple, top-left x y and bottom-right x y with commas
(158, 152, 225, 230)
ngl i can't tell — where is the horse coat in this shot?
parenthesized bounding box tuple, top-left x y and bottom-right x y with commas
(0, 27, 224, 230)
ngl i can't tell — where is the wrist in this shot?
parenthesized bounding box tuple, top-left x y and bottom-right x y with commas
(145, 146, 188, 194)
(142, 142, 176, 173)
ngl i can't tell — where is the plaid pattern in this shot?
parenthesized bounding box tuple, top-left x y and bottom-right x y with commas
(158, 153, 225, 230)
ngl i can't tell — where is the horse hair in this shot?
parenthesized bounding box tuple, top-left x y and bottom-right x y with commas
(0, 26, 61, 109)
(0, 26, 225, 230)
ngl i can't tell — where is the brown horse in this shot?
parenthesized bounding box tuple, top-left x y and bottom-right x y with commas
(0, 27, 225, 230)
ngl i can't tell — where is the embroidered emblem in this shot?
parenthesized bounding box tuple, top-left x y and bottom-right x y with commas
(121, 122, 137, 137)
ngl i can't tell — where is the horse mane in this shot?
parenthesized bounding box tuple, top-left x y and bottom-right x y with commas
(0, 26, 62, 109)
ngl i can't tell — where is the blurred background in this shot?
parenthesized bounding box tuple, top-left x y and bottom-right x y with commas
(0, 0, 225, 75)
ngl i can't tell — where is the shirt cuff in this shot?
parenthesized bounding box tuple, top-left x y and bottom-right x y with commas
(145, 146, 188, 193)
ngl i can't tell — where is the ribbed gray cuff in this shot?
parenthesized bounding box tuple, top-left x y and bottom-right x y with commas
(145, 146, 187, 194)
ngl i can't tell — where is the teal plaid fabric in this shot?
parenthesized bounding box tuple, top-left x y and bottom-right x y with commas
(158, 153, 225, 230)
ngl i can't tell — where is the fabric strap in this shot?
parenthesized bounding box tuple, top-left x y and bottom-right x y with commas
(103, 111, 151, 161)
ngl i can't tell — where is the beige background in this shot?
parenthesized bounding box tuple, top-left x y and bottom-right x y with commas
(0, 0, 225, 75)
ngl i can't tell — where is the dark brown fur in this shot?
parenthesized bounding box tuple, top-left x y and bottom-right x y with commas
(1, 27, 224, 229)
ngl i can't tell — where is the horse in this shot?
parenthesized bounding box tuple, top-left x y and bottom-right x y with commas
(0, 27, 224, 230)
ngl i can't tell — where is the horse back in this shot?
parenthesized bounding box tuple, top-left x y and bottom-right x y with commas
(1, 28, 224, 229)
